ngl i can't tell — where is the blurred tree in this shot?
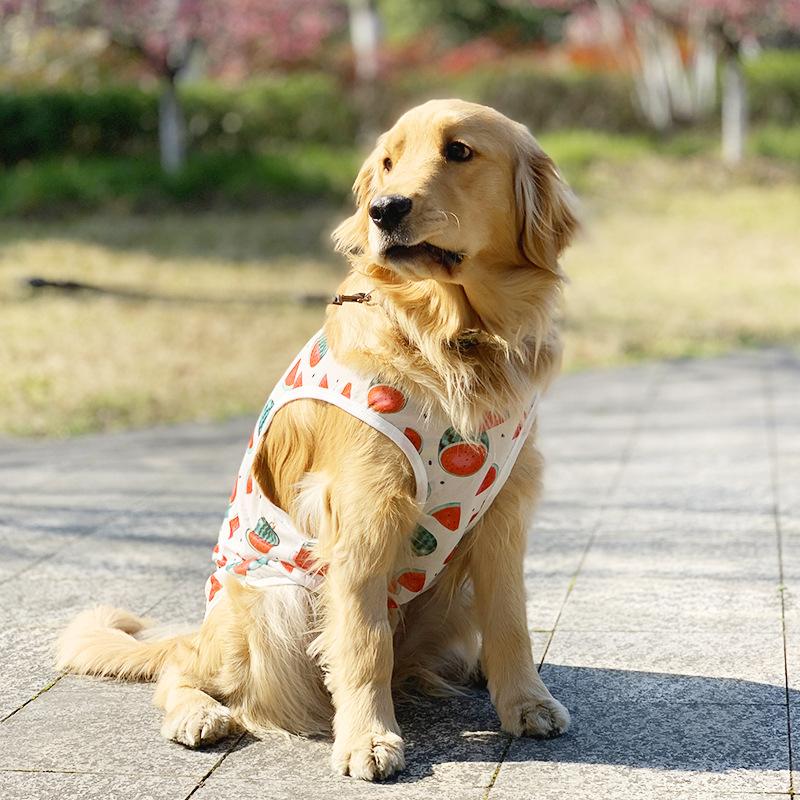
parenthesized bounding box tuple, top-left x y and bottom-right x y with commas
(379, 0, 558, 45)
(1, 0, 342, 172)
(530, 0, 800, 163)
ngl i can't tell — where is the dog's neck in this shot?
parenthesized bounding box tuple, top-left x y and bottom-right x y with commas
(324, 263, 562, 437)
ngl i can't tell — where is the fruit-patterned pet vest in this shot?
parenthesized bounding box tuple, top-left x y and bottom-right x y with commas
(205, 329, 538, 617)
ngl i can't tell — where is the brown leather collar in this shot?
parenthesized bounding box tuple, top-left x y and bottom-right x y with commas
(330, 291, 482, 351)
(330, 292, 372, 306)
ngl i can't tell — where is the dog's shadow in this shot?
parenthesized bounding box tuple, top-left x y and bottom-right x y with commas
(227, 665, 792, 783)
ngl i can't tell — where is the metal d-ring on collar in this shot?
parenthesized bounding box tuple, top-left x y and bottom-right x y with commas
(330, 291, 373, 306)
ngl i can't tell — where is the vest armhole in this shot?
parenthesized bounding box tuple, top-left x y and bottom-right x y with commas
(262, 388, 429, 507)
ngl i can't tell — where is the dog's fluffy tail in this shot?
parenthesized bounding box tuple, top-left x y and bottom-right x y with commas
(55, 605, 192, 681)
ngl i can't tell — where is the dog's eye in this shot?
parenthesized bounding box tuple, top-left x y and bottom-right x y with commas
(383, 157, 392, 172)
(445, 141, 473, 162)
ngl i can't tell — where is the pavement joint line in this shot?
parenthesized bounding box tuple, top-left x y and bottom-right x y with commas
(762, 359, 795, 794)
(481, 733, 513, 800)
(6, 492, 162, 586)
(183, 732, 247, 799)
(487, 364, 663, 798)
(1, 674, 65, 724)
(537, 362, 664, 670)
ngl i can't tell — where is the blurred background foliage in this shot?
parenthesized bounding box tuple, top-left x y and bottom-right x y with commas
(1, 0, 799, 435)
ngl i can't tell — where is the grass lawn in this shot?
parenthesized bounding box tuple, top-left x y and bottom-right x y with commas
(1, 153, 799, 437)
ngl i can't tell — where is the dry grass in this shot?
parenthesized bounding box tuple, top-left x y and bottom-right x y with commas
(2, 159, 799, 437)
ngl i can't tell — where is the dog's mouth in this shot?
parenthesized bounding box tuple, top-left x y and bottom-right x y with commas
(384, 241, 464, 272)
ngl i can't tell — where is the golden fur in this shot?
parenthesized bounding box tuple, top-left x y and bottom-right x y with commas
(56, 99, 578, 781)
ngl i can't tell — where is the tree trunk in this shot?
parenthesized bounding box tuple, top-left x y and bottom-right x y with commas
(348, 0, 382, 144)
(721, 50, 747, 166)
(159, 75, 186, 174)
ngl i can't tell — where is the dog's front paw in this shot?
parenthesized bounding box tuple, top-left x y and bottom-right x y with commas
(498, 694, 570, 739)
(332, 730, 405, 781)
(161, 701, 233, 748)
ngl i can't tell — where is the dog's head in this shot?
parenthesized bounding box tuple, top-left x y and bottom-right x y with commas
(333, 99, 578, 290)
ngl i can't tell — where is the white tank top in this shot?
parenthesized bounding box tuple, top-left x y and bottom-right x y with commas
(205, 329, 538, 616)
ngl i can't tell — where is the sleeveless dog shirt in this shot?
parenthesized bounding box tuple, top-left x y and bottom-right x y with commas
(205, 329, 538, 617)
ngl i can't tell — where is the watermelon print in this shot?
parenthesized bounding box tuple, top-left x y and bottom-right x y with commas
(284, 359, 301, 387)
(367, 384, 407, 413)
(294, 543, 315, 570)
(431, 502, 461, 531)
(206, 327, 539, 619)
(411, 525, 437, 556)
(482, 411, 505, 430)
(257, 399, 274, 434)
(476, 464, 498, 495)
(309, 335, 328, 367)
(438, 428, 490, 476)
(396, 569, 426, 593)
(404, 427, 422, 452)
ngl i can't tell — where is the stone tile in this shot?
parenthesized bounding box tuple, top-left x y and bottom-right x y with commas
(790, 698, 800, 790)
(0, 677, 229, 777)
(539, 629, 787, 705)
(556, 575, 782, 633)
(213, 692, 507, 792)
(0, 625, 61, 720)
(492, 699, 790, 794)
(0, 570, 185, 629)
(577, 526, 780, 582)
(194, 776, 487, 800)
(0, 771, 199, 800)
(488, 767, 791, 799)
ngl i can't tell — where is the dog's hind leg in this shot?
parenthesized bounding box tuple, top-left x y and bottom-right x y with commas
(155, 660, 234, 748)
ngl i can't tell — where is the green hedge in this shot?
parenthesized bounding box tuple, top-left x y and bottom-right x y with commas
(746, 50, 800, 126)
(2, 51, 799, 165)
(0, 74, 360, 165)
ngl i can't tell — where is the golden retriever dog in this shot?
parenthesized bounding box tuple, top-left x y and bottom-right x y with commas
(56, 98, 578, 781)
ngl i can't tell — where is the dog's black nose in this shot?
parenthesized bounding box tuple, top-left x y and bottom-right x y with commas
(368, 195, 412, 231)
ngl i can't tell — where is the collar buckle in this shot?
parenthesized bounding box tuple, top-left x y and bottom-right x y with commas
(331, 292, 372, 306)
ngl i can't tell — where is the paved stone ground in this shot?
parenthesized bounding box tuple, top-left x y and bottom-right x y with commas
(1, 349, 798, 800)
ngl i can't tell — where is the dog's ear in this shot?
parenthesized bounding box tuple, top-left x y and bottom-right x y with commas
(514, 128, 579, 274)
(332, 136, 384, 256)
